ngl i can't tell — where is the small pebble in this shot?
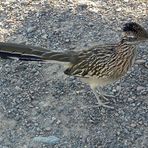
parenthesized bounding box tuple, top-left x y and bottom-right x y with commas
(131, 123, 136, 127)
(116, 86, 121, 91)
(124, 0, 129, 2)
(144, 62, 148, 68)
(137, 86, 145, 91)
(27, 26, 37, 33)
(135, 59, 146, 64)
(116, 8, 122, 11)
(42, 34, 48, 39)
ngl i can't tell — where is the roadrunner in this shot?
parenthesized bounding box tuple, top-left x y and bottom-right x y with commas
(0, 22, 148, 108)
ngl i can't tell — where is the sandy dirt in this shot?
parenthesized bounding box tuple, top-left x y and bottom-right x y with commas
(0, 0, 148, 148)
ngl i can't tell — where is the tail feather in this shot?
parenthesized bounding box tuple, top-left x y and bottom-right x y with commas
(0, 42, 73, 62)
(0, 50, 42, 61)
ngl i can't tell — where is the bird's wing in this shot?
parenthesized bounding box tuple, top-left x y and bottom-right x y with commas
(64, 44, 117, 78)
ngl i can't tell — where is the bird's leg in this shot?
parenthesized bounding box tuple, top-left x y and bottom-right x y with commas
(90, 86, 114, 109)
(97, 83, 122, 99)
(96, 87, 115, 100)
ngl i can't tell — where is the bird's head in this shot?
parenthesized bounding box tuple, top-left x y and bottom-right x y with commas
(122, 22, 148, 43)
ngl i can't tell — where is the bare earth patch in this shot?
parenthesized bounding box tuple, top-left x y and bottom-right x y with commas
(0, 0, 148, 147)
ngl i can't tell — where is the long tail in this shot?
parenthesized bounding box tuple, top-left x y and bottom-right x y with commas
(0, 42, 74, 62)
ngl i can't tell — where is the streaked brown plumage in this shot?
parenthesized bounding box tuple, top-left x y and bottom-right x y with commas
(0, 22, 148, 108)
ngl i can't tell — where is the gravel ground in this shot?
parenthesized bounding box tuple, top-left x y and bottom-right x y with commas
(0, 0, 148, 148)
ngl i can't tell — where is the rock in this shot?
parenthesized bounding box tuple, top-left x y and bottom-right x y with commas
(42, 34, 48, 39)
(144, 62, 148, 68)
(77, 3, 88, 11)
(137, 86, 145, 91)
(135, 59, 146, 64)
(27, 26, 37, 33)
(32, 136, 60, 145)
(116, 85, 121, 91)
(124, 0, 129, 2)
(116, 8, 122, 11)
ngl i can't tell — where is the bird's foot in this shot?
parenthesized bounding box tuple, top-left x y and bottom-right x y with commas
(95, 101, 114, 109)
(96, 89, 115, 100)
(101, 94, 115, 100)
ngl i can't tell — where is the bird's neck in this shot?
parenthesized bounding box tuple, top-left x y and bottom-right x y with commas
(116, 39, 136, 53)
(119, 36, 148, 46)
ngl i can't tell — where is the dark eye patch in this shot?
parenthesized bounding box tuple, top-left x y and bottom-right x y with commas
(123, 22, 139, 33)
